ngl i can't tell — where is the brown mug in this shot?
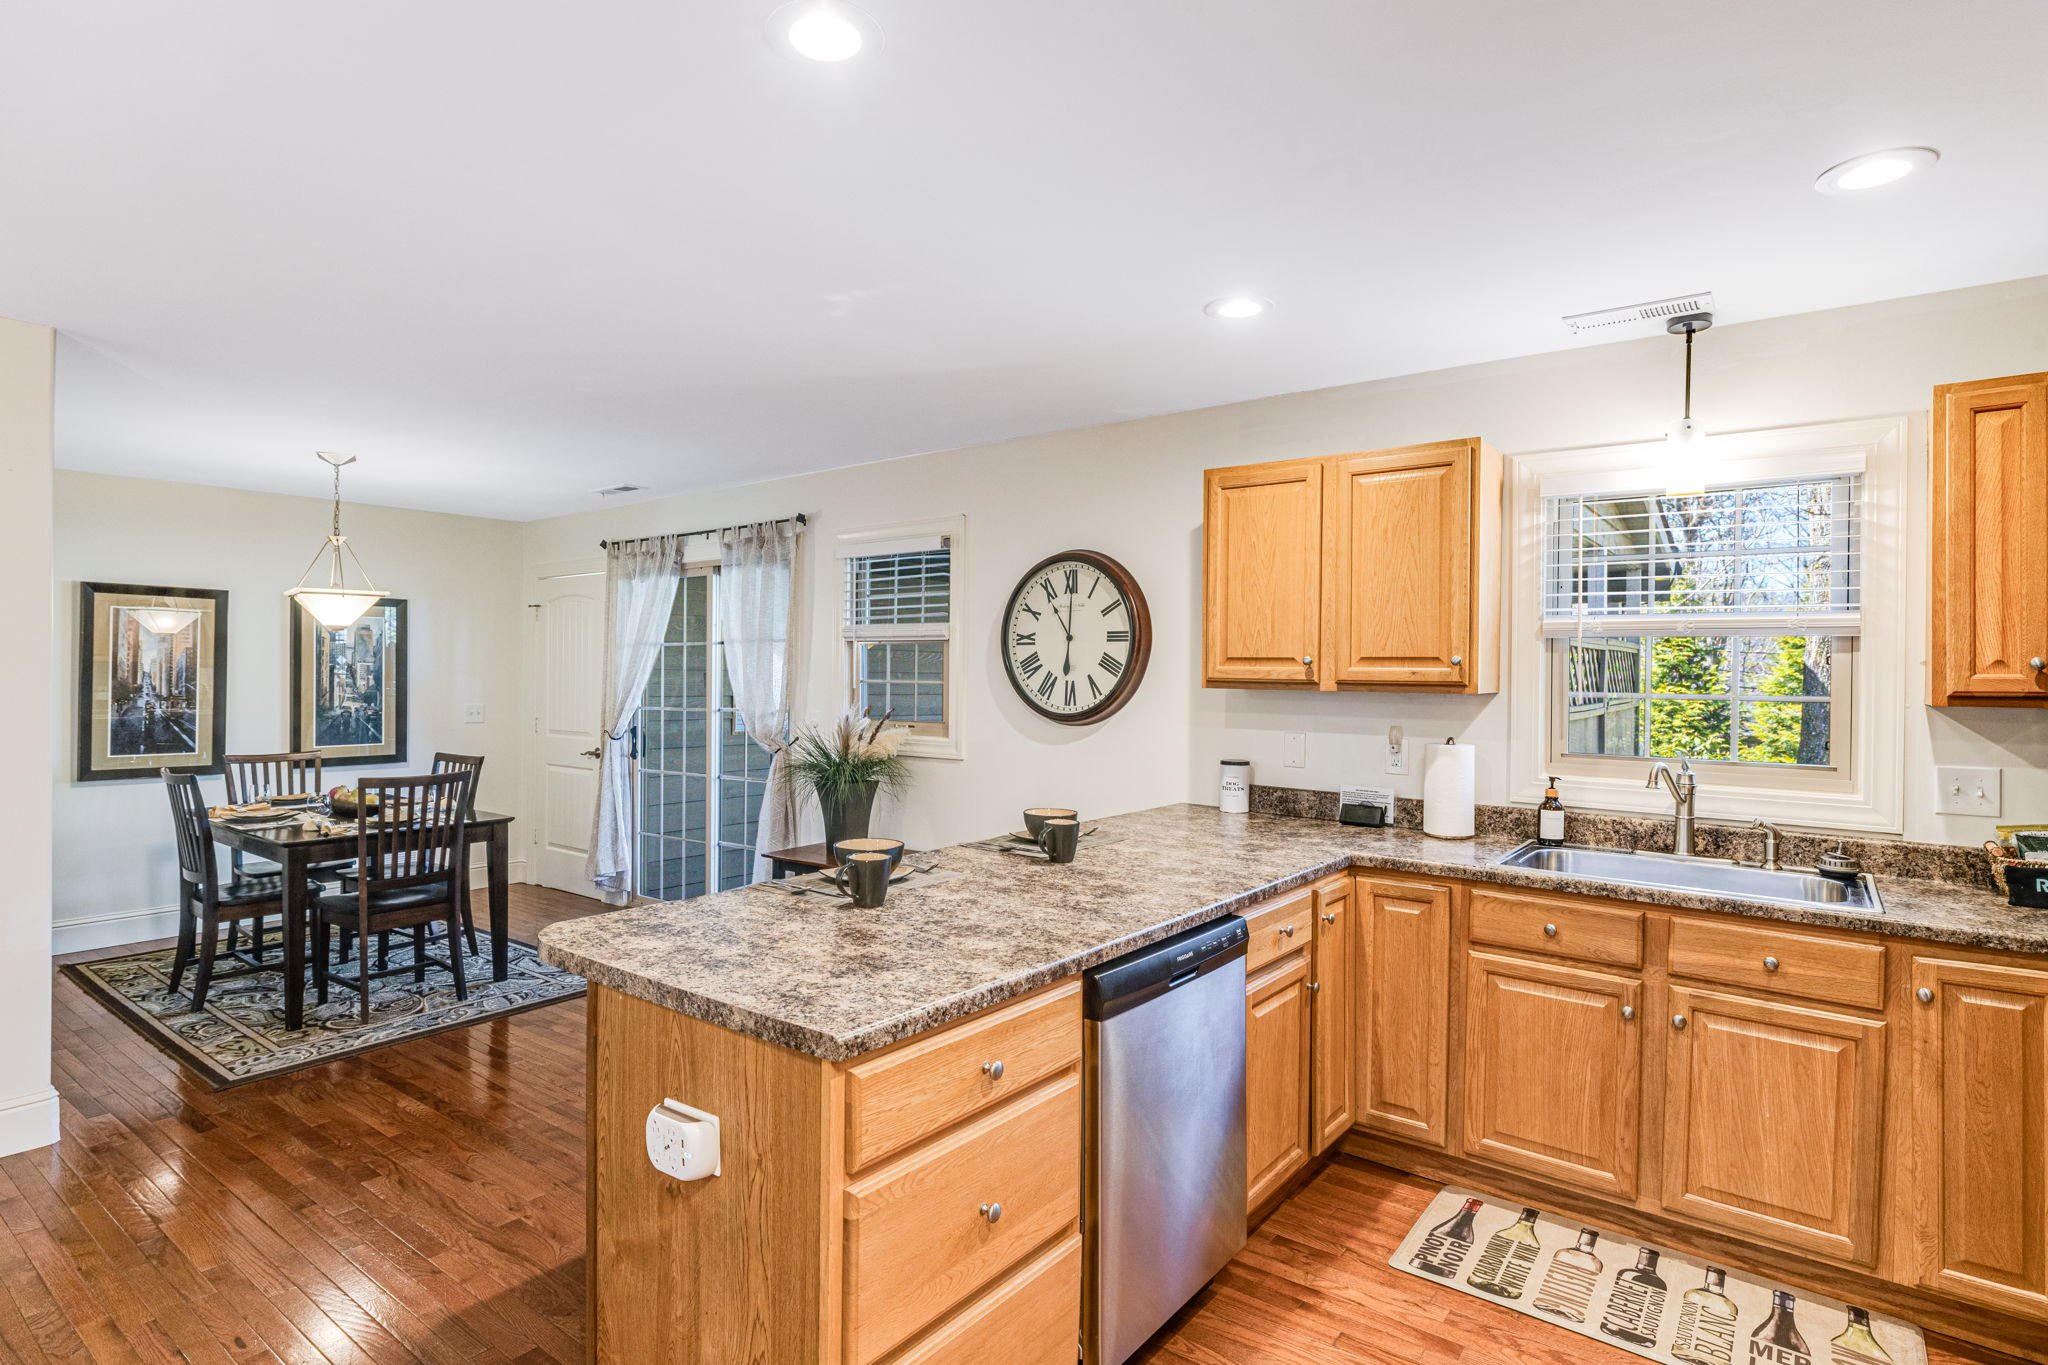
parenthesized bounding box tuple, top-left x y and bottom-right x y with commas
(832, 852, 892, 908)
(1023, 807, 1078, 838)
(1034, 818, 1080, 865)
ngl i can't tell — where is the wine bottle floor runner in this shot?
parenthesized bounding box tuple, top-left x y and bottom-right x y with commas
(1391, 1187, 1926, 1365)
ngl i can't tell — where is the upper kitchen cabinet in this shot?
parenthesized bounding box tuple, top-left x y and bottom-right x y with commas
(1930, 372, 2048, 706)
(1202, 458, 1326, 686)
(1202, 439, 1501, 693)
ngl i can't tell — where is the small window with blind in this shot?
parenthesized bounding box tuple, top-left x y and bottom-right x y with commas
(840, 519, 962, 758)
(1542, 474, 1859, 773)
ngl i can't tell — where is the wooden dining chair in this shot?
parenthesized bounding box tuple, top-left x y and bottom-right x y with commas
(222, 750, 346, 958)
(313, 771, 474, 1024)
(164, 771, 302, 1011)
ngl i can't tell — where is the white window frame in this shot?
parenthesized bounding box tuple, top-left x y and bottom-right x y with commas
(837, 515, 965, 761)
(1506, 415, 1910, 833)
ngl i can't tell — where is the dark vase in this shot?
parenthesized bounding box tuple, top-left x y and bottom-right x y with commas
(818, 781, 878, 862)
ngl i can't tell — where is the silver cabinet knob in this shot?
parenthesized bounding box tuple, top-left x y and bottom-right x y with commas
(1450, 655, 1463, 666)
(1621, 1005, 1636, 1022)
(982, 1060, 1005, 1080)
(1918, 987, 1935, 1005)
(1321, 911, 1338, 925)
(1309, 980, 1322, 994)
(1302, 656, 1314, 667)
(1543, 923, 1558, 937)
(1280, 924, 1296, 938)
(2032, 657, 2046, 672)
(1763, 956, 1780, 972)
(979, 1202, 1003, 1224)
(1672, 1014, 1688, 1031)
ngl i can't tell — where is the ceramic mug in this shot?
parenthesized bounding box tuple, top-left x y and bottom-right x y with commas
(832, 852, 892, 908)
(1034, 817, 1080, 865)
(832, 837, 905, 873)
(1023, 807, 1078, 838)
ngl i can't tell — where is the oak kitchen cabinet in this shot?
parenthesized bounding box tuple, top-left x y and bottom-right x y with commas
(1930, 370, 2048, 705)
(1202, 439, 1501, 693)
(1244, 947, 1312, 1211)
(1244, 874, 1354, 1211)
(1354, 877, 1452, 1148)
(1310, 875, 1354, 1152)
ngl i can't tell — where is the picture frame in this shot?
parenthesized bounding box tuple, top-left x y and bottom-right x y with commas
(290, 599, 408, 768)
(75, 582, 230, 782)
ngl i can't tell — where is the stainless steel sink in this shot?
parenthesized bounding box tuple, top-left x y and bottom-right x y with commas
(1495, 842, 1882, 913)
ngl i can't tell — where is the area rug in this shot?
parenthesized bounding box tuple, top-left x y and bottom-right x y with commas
(1392, 1186, 1926, 1365)
(65, 931, 585, 1088)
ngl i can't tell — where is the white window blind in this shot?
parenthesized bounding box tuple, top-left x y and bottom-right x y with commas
(843, 541, 952, 638)
(1541, 474, 1862, 638)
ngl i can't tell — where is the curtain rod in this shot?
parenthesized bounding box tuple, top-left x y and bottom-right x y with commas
(599, 512, 807, 551)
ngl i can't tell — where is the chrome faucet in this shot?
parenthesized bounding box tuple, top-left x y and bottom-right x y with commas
(1749, 818, 1783, 871)
(1645, 759, 1698, 856)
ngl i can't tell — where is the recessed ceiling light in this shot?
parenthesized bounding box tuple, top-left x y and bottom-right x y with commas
(1204, 297, 1270, 320)
(770, 0, 878, 62)
(1813, 146, 1939, 195)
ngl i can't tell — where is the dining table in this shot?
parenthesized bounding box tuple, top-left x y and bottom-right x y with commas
(210, 808, 517, 1030)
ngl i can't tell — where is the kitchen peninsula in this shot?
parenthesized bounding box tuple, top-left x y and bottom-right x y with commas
(540, 804, 2048, 1364)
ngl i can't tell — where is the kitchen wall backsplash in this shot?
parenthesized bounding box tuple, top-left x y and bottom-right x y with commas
(1246, 785, 1992, 889)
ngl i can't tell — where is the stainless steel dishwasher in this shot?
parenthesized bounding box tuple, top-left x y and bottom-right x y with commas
(1083, 915, 1248, 1364)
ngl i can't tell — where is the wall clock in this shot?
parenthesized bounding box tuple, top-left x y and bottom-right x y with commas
(1001, 550, 1152, 725)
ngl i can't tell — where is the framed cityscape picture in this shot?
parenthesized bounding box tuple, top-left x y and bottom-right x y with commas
(75, 582, 230, 782)
(290, 599, 408, 767)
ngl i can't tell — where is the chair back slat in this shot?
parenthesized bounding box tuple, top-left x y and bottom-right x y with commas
(352, 771, 473, 896)
(162, 770, 218, 889)
(432, 753, 485, 815)
(224, 752, 324, 804)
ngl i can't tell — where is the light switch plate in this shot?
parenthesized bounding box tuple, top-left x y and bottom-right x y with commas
(1283, 733, 1307, 768)
(1935, 765, 2001, 817)
(463, 703, 485, 724)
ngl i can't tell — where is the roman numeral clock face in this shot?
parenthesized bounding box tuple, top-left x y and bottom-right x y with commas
(1002, 551, 1151, 725)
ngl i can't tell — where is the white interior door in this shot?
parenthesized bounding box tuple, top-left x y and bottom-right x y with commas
(531, 562, 605, 895)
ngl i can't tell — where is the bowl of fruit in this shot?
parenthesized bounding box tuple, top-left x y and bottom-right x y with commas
(326, 786, 382, 819)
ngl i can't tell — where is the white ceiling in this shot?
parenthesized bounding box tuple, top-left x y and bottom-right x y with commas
(5, 1, 2045, 521)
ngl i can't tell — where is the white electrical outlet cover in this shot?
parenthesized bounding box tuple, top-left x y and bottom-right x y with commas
(646, 1098, 722, 1182)
(1283, 733, 1307, 768)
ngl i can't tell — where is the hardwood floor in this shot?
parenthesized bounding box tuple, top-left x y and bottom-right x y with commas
(17, 888, 2026, 1364)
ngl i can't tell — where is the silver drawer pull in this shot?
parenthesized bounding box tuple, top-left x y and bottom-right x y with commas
(1672, 1014, 1688, 1031)
(1543, 923, 1558, 937)
(2033, 657, 2046, 672)
(979, 1202, 1003, 1224)
(982, 1059, 1005, 1081)
(1321, 912, 1338, 925)
(1280, 924, 1296, 938)
(1763, 955, 1780, 972)
(1309, 980, 1321, 994)
(1450, 655, 1463, 666)
(1918, 987, 1935, 1005)
(1302, 656, 1314, 667)
(1621, 1005, 1636, 1021)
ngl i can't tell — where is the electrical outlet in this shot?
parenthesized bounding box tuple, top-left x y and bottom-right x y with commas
(1386, 725, 1408, 776)
(1283, 733, 1307, 768)
(1935, 765, 2001, 817)
(463, 703, 485, 724)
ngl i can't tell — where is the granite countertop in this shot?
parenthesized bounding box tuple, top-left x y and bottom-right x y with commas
(537, 803, 2042, 1062)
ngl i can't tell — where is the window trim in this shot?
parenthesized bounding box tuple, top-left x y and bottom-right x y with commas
(838, 515, 965, 761)
(1506, 416, 1910, 833)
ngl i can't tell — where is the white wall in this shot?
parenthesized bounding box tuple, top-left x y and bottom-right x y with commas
(53, 471, 526, 952)
(2, 315, 58, 1155)
(522, 275, 2048, 853)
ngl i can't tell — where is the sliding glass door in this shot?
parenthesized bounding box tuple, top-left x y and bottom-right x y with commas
(635, 571, 772, 901)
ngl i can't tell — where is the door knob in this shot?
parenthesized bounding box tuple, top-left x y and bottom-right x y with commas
(982, 1059, 1005, 1080)
(1917, 987, 1935, 1005)
(580, 746, 603, 759)
(1672, 1014, 1688, 1031)
(979, 1202, 1003, 1224)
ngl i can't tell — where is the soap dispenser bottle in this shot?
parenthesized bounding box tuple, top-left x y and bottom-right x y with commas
(1538, 776, 1567, 847)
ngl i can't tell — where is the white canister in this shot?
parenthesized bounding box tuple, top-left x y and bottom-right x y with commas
(1219, 760, 1251, 814)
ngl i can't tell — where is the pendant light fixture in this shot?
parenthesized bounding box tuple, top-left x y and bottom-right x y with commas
(1662, 311, 1713, 496)
(286, 452, 388, 629)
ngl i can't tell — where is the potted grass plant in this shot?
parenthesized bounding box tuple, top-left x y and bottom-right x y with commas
(785, 709, 912, 857)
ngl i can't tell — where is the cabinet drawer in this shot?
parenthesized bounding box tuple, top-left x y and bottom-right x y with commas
(845, 980, 1081, 1172)
(844, 1074, 1081, 1365)
(1244, 887, 1315, 972)
(1468, 889, 1643, 967)
(1667, 917, 1884, 1010)
(884, 1233, 1080, 1365)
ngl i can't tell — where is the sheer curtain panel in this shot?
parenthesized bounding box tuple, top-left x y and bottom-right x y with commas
(586, 535, 686, 899)
(718, 520, 805, 881)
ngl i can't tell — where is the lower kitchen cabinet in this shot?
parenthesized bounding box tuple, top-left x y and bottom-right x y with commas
(1461, 951, 1641, 1199)
(1910, 955, 2048, 1316)
(1661, 986, 1886, 1267)
(1245, 949, 1312, 1210)
(1355, 878, 1451, 1147)
(1311, 876, 1354, 1152)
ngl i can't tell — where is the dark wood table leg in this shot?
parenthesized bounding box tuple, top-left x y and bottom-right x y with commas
(283, 845, 309, 1030)
(487, 824, 510, 982)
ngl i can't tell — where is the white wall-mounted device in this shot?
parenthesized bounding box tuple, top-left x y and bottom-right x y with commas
(645, 1098, 722, 1182)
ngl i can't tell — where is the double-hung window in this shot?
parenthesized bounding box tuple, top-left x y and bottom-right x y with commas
(1542, 473, 1861, 773)
(841, 519, 961, 759)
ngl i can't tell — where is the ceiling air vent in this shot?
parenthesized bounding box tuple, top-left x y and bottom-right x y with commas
(1563, 291, 1716, 336)
(596, 484, 646, 496)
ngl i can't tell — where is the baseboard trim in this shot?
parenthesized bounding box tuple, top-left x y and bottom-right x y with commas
(0, 1087, 59, 1157)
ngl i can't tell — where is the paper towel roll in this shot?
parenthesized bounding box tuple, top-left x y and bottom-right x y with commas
(1422, 740, 1476, 839)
